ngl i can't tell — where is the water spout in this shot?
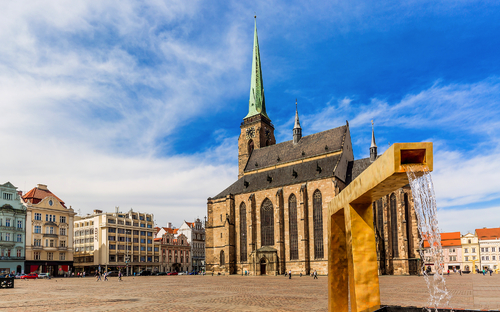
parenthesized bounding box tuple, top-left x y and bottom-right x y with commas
(404, 164, 451, 311)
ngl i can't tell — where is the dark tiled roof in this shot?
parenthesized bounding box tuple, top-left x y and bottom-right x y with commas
(345, 158, 373, 185)
(244, 125, 347, 172)
(212, 154, 342, 199)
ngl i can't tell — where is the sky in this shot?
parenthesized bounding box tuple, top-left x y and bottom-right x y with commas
(1, 1, 499, 234)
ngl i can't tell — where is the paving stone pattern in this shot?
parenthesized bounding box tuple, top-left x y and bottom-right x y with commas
(2, 273, 500, 311)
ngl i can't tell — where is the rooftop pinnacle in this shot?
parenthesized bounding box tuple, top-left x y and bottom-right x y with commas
(245, 17, 269, 119)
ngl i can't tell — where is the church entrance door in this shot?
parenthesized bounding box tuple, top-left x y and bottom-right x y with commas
(260, 259, 266, 275)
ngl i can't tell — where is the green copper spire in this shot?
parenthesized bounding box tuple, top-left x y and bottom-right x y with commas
(245, 17, 269, 119)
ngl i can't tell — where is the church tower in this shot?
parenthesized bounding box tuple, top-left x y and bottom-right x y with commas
(238, 17, 276, 178)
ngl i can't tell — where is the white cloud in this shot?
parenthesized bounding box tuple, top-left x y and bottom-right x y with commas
(437, 206, 500, 234)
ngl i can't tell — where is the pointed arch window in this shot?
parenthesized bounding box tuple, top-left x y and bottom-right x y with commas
(390, 193, 398, 258)
(313, 190, 324, 259)
(260, 198, 274, 246)
(220, 250, 225, 266)
(240, 202, 247, 262)
(289, 194, 298, 260)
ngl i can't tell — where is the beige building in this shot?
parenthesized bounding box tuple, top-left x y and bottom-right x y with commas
(22, 184, 76, 276)
(73, 208, 160, 275)
(461, 232, 480, 272)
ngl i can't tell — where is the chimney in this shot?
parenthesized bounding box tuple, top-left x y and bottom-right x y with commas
(37, 184, 48, 190)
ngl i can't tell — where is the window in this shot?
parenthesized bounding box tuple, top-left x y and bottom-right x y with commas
(140, 231, 146, 236)
(50, 227, 54, 234)
(108, 236, 115, 241)
(493, 247, 496, 252)
(133, 246, 139, 251)
(140, 223, 145, 228)
(141, 239, 146, 244)
(465, 248, 468, 253)
(49, 240, 54, 247)
(34, 239, 41, 246)
(17, 234, 22, 242)
(485, 248, 489, 252)
(140, 256, 146, 262)
(465, 256, 469, 261)
(133, 238, 139, 243)
(141, 246, 146, 251)
(493, 256, 496, 260)
(154, 247, 159, 252)
(147, 217, 151, 221)
(5, 233, 10, 241)
(313, 190, 324, 259)
(148, 247, 152, 251)
(473, 256, 476, 260)
(450, 248, 455, 253)
(118, 245, 125, 250)
(109, 255, 116, 262)
(109, 228, 116, 233)
(60, 240, 66, 247)
(147, 232, 152, 236)
(17, 249, 21, 257)
(60, 253, 65, 260)
(289, 194, 299, 260)
(17, 220, 22, 229)
(118, 228, 125, 234)
(390, 193, 398, 258)
(472, 248, 476, 253)
(133, 230, 138, 235)
(220, 250, 225, 266)
(260, 198, 274, 246)
(140, 216, 145, 221)
(482, 256, 485, 260)
(5, 219, 10, 227)
(147, 239, 152, 244)
(60, 216, 66, 223)
(34, 213, 42, 221)
(60, 228, 66, 236)
(34, 252, 40, 260)
(147, 224, 152, 228)
(108, 219, 115, 224)
(47, 252, 53, 260)
(239, 202, 247, 262)
(468, 239, 471, 244)
(109, 244, 116, 250)
(3, 193, 12, 200)
(126, 221, 131, 226)
(486, 256, 489, 260)
(481, 248, 484, 252)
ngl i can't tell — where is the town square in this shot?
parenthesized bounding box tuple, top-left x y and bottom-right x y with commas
(1, 1, 500, 311)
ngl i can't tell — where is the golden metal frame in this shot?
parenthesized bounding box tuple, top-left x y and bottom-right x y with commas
(327, 143, 433, 312)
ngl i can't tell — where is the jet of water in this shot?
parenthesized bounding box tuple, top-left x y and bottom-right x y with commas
(404, 164, 451, 311)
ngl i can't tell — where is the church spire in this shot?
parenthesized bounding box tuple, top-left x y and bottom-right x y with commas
(245, 16, 269, 119)
(293, 99, 302, 144)
(370, 120, 377, 162)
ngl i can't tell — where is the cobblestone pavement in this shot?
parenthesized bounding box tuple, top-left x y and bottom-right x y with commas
(1, 273, 499, 311)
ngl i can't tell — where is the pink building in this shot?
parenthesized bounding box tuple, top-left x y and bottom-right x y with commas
(423, 232, 462, 273)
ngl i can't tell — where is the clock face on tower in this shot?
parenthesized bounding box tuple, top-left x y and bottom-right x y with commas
(246, 127, 255, 139)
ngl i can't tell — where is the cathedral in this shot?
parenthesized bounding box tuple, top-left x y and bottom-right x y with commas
(206, 19, 420, 276)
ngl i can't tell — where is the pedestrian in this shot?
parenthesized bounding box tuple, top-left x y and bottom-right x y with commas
(285, 271, 287, 277)
(95, 271, 100, 282)
(459, 269, 462, 276)
(447, 269, 449, 276)
(490, 269, 493, 276)
(288, 270, 292, 279)
(483, 269, 486, 276)
(83, 271, 85, 278)
(118, 271, 122, 282)
(104, 272, 109, 281)
(314, 270, 318, 279)
(300, 272, 302, 277)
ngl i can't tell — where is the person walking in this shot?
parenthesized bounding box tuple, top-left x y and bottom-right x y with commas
(83, 271, 85, 278)
(490, 269, 493, 276)
(95, 271, 100, 282)
(313, 270, 318, 279)
(118, 271, 122, 282)
(104, 272, 109, 281)
(288, 270, 292, 279)
(459, 269, 462, 276)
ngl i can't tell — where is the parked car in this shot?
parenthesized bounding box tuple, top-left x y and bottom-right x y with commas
(156, 272, 167, 276)
(14, 274, 23, 279)
(178, 272, 186, 275)
(188, 272, 197, 275)
(20, 273, 38, 279)
(138, 270, 152, 276)
(167, 272, 178, 276)
(38, 273, 50, 279)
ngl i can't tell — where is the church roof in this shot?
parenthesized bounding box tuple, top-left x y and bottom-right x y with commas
(213, 153, 342, 199)
(345, 157, 373, 184)
(244, 125, 347, 173)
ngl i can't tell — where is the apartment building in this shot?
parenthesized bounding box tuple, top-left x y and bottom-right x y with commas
(461, 232, 480, 272)
(22, 184, 75, 276)
(0, 182, 26, 275)
(73, 208, 160, 274)
(476, 227, 500, 271)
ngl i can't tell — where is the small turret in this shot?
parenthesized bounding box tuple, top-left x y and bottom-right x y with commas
(370, 120, 377, 162)
(293, 99, 302, 144)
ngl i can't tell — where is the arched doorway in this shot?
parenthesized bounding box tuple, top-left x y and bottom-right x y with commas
(260, 258, 266, 275)
(16, 265, 21, 274)
(172, 263, 181, 272)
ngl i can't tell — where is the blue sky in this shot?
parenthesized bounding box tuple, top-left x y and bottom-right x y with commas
(0, 1, 499, 233)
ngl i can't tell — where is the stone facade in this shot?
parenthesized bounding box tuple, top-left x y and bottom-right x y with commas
(206, 21, 420, 277)
(373, 185, 421, 275)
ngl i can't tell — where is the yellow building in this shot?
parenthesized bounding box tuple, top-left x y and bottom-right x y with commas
(461, 232, 480, 272)
(22, 184, 76, 276)
(73, 208, 160, 275)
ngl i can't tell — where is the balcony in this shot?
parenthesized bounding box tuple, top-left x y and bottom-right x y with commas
(58, 246, 67, 251)
(43, 233, 58, 238)
(0, 241, 15, 247)
(0, 256, 24, 261)
(32, 245, 43, 250)
(0, 225, 24, 232)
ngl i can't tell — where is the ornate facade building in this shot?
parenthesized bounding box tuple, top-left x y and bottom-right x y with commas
(205, 19, 420, 276)
(157, 232, 191, 273)
(22, 184, 75, 276)
(178, 219, 206, 272)
(0, 182, 26, 275)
